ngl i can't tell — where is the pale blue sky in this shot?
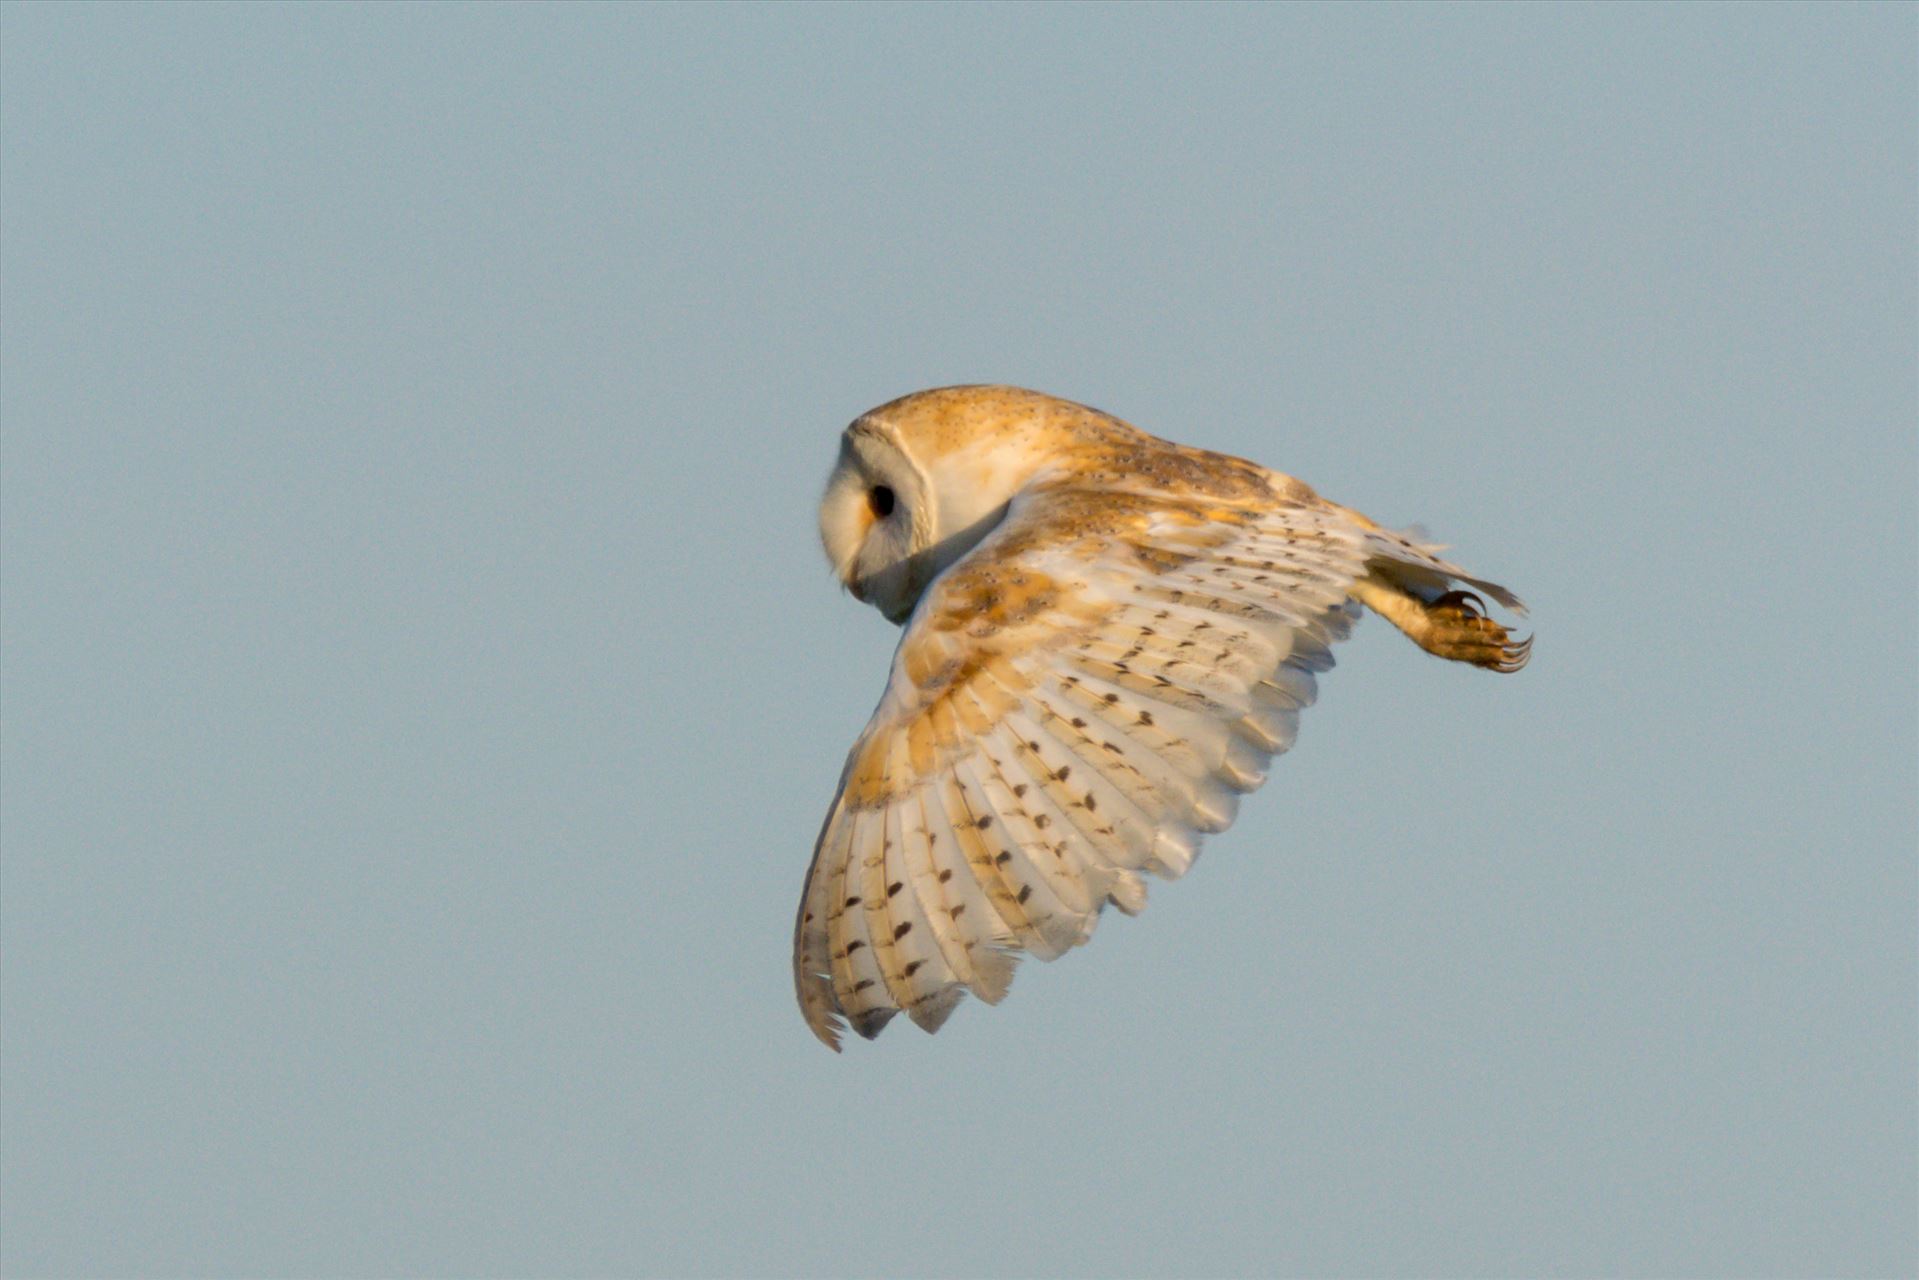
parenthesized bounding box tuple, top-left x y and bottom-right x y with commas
(2, 4, 1913, 1277)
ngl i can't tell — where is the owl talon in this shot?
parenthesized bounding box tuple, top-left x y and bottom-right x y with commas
(1431, 589, 1487, 620)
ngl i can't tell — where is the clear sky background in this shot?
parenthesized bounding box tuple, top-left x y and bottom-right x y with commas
(2, 5, 1913, 1278)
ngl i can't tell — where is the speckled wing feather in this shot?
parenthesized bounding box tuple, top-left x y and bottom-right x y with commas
(792, 461, 1394, 1049)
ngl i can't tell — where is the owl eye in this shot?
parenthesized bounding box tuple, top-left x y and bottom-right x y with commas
(868, 485, 896, 519)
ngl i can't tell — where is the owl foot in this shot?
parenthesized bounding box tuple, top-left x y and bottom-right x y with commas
(1418, 591, 1532, 672)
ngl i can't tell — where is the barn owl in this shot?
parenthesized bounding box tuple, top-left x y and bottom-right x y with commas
(794, 386, 1530, 1050)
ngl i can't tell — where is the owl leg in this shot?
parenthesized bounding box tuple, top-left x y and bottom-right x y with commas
(1350, 577, 1532, 673)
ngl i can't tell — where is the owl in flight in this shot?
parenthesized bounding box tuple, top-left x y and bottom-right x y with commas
(794, 386, 1529, 1050)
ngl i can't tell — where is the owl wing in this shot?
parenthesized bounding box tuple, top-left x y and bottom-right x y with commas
(793, 480, 1383, 1049)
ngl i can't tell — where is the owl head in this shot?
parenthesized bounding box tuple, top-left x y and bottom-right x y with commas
(818, 386, 1105, 623)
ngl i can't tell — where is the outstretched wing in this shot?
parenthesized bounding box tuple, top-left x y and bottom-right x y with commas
(793, 475, 1380, 1049)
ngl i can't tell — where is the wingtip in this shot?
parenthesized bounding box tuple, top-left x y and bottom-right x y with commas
(797, 969, 848, 1051)
(801, 1005, 845, 1052)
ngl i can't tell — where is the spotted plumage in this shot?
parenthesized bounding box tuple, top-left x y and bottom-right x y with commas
(796, 386, 1531, 1049)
